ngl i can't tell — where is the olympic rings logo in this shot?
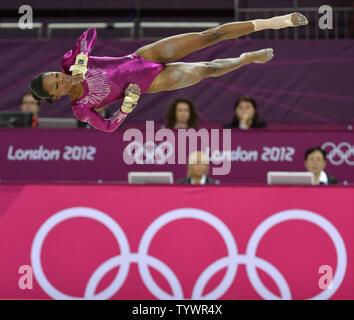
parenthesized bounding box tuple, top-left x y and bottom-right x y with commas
(321, 142, 354, 166)
(31, 207, 347, 300)
(124, 141, 174, 164)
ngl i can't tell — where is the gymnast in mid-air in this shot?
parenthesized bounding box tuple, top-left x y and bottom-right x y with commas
(30, 13, 308, 132)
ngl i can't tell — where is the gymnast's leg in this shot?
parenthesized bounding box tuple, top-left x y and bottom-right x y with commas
(146, 48, 274, 93)
(136, 13, 307, 63)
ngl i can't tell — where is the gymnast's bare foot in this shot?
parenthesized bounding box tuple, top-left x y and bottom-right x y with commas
(240, 48, 274, 64)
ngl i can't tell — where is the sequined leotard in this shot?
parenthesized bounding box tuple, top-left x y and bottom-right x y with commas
(61, 28, 166, 132)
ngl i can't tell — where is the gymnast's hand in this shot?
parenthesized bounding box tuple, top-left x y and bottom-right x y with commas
(124, 83, 141, 97)
(121, 83, 141, 113)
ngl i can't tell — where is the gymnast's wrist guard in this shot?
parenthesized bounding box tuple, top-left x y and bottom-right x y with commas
(69, 52, 89, 77)
(121, 91, 140, 113)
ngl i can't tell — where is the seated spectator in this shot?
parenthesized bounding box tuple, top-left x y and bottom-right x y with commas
(223, 95, 266, 129)
(178, 151, 215, 185)
(304, 146, 338, 185)
(165, 98, 199, 129)
(20, 92, 40, 127)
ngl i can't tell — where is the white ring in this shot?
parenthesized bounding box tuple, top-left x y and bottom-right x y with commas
(138, 208, 238, 300)
(192, 255, 291, 299)
(31, 207, 131, 300)
(31, 207, 348, 300)
(246, 209, 347, 300)
(84, 253, 183, 299)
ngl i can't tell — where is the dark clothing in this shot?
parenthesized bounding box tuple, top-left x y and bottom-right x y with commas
(321, 173, 339, 185)
(223, 118, 267, 129)
(178, 176, 216, 185)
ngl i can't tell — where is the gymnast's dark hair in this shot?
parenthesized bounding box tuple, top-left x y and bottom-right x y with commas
(29, 72, 54, 104)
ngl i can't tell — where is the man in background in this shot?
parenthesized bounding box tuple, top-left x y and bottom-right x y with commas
(304, 146, 338, 185)
(178, 151, 216, 185)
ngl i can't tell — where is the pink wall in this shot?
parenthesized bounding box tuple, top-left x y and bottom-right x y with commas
(0, 184, 353, 299)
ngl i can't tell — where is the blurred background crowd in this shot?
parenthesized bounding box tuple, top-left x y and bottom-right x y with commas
(0, 0, 353, 185)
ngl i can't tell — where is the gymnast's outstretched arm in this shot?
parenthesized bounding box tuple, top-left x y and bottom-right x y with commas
(73, 83, 141, 132)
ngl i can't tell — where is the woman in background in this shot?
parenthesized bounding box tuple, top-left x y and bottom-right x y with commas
(223, 95, 266, 129)
(165, 98, 199, 129)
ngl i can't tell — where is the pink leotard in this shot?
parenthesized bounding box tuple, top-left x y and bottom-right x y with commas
(61, 28, 166, 132)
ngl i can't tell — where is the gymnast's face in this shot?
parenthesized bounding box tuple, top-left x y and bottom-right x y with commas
(42, 72, 73, 100)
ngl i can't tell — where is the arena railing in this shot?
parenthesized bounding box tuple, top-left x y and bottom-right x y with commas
(0, 7, 352, 40)
(138, 22, 221, 39)
(47, 22, 135, 39)
(233, 7, 353, 39)
(0, 22, 43, 38)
